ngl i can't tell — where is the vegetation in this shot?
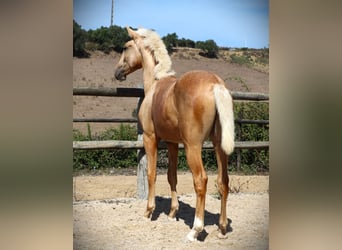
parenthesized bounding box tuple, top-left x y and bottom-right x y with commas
(230, 53, 253, 66)
(231, 102, 269, 174)
(177, 38, 196, 48)
(162, 32, 179, 53)
(162, 33, 218, 57)
(73, 102, 269, 174)
(87, 25, 130, 53)
(230, 48, 269, 67)
(196, 39, 219, 58)
(73, 124, 137, 170)
(73, 21, 129, 57)
(73, 20, 255, 59)
(73, 20, 89, 57)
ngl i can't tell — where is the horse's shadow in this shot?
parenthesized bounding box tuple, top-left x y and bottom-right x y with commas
(151, 196, 233, 241)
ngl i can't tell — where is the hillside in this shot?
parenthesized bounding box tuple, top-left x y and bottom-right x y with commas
(73, 49, 268, 134)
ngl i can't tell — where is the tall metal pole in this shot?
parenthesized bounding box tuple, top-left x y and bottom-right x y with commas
(110, 0, 114, 26)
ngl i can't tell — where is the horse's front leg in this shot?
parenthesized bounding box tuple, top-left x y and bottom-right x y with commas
(167, 142, 179, 219)
(143, 133, 158, 218)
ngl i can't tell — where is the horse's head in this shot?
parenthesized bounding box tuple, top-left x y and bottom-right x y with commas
(116, 27, 175, 81)
(114, 39, 142, 81)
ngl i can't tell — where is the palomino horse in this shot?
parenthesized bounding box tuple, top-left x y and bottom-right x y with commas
(115, 27, 235, 241)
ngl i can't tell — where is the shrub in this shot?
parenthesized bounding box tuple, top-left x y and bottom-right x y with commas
(162, 32, 178, 53)
(177, 38, 195, 48)
(86, 25, 130, 54)
(84, 42, 98, 51)
(231, 102, 269, 173)
(73, 20, 89, 57)
(230, 53, 252, 66)
(196, 39, 219, 58)
(73, 124, 137, 170)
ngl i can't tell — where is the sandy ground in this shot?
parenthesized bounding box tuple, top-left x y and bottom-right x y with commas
(73, 174, 269, 249)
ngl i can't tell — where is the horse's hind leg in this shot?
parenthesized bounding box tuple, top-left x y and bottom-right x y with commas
(211, 126, 229, 238)
(143, 133, 158, 218)
(215, 144, 229, 238)
(167, 142, 179, 219)
(184, 144, 208, 241)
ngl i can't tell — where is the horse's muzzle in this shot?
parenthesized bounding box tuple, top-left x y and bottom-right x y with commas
(114, 68, 126, 81)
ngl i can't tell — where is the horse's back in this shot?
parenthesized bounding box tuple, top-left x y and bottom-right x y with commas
(177, 70, 225, 89)
(175, 70, 225, 107)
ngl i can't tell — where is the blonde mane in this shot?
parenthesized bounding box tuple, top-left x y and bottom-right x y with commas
(136, 28, 175, 80)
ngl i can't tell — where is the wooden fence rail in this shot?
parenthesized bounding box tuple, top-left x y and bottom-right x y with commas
(73, 87, 144, 97)
(73, 87, 269, 101)
(73, 140, 269, 150)
(73, 118, 138, 123)
(73, 117, 269, 125)
(73, 87, 269, 199)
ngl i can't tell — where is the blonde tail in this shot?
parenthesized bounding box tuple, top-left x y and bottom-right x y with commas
(213, 85, 235, 155)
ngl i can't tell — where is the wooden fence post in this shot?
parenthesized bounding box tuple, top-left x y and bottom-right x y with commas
(136, 97, 148, 200)
(236, 122, 242, 172)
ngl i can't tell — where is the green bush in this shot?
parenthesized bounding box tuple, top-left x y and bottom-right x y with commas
(230, 53, 252, 66)
(87, 25, 130, 54)
(73, 124, 137, 170)
(73, 22, 130, 56)
(84, 42, 98, 51)
(177, 38, 196, 48)
(73, 20, 89, 57)
(196, 39, 219, 58)
(231, 102, 269, 173)
(162, 32, 178, 53)
(255, 48, 269, 65)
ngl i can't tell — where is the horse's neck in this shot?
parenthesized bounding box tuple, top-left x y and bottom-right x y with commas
(140, 49, 157, 94)
(142, 68, 155, 94)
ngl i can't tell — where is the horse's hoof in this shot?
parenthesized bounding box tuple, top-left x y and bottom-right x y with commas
(185, 229, 198, 242)
(184, 235, 197, 243)
(144, 210, 152, 219)
(142, 214, 151, 221)
(167, 216, 177, 222)
(217, 232, 228, 239)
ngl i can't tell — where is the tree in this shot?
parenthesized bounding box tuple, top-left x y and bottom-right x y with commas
(196, 39, 219, 58)
(109, 25, 130, 52)
(73, 20, 89, 57)
(87, 25, 130, 53)
(178, 38, 195, 48)
(162, 33, 178, 53)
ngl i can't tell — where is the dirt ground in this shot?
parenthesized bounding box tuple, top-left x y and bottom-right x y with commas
(73, 174, 268, 249)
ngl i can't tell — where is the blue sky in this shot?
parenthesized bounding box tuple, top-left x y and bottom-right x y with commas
(74, 0, 269, 48)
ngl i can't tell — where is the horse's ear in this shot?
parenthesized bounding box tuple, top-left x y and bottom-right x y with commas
(126, 26, 139, 39)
